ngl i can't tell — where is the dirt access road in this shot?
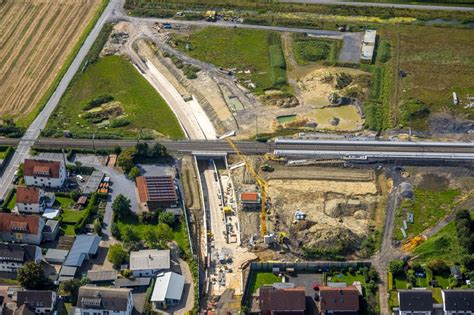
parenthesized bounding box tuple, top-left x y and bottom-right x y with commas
(0, 0, 101, 120)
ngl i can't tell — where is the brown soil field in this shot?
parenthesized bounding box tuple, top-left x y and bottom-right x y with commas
(0, 0, 101, 122)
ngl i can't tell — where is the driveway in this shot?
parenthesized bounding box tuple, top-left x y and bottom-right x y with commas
(74, 154, 138, 239)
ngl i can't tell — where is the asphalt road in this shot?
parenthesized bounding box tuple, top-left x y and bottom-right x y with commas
(281, 0, 474, 11)
(0, 0, 118, 199)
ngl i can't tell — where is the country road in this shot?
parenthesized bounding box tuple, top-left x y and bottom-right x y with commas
(0, 0, 119, 198)
(280, 0, 474, 11)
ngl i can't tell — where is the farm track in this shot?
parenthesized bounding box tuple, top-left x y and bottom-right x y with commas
(0, 0, 100, 119)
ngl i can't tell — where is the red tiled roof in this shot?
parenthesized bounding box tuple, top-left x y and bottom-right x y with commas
(16, 186, 40, 204)
(0, 213, 41, 235)
(241, 192, 258, 202)
(319, 286, 360, 312)
(24, 159, 61, 178)
(136, 176, 177, 204)
(260, 287, 306, 313)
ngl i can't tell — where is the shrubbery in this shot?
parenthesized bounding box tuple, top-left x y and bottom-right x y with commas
(400, 99, 430, 124)
(110, 118, 130, 128)
(83, 95, 114, 110)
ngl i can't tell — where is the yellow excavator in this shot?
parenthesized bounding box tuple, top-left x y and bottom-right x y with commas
(225, 137, 269, 237)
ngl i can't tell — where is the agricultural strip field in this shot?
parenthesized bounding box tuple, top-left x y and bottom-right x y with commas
(0, 0, 102, 125)
(172, 27, 289, 94)
(45, 55, 184, 139)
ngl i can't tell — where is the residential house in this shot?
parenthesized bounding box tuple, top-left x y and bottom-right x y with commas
(15, 290, 57, 314)
(0, 213, 45, 245)
(442, 290, 474, 315)
(240, 192, 260, 211)
(42, 220, 59, 242)
(318, 286, 360, 314)
(150, 271, 185, 309)
(136, 176, 178, 210)
(15, 186, 54, 214)
(129, 249, 170, 278)
(398, 290, 433, 315)
(75, 286, 133, 315)
(24, 159, 66, 188)
(257, 286, 306, 315)
(0, 243, 42, 273)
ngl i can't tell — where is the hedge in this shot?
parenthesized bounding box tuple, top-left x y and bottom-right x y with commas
(1, 188, 16, 212)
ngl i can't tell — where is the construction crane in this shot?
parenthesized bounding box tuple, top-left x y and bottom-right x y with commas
(225, 137, 268, 237)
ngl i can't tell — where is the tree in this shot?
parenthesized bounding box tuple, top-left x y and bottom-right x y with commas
(111, 223, 121, 240)
(144, 226, 160, 248)
(70, 189, 81, 202)
(128, 166, 141, 180)
(112, 194, 131, 219)
(93, 218, 102, 236)
(122, 226, 140, 245)
(156, 223, 173, 246)
(150, 143, 167, 158)
(389, 259, 405, 276)
(117, 147, 137, 173)
(113, 146, 122, 155)
(108, 244, 129, 269)
(17, 262, 50, 290)
(135, 142, 149, 157)
(139, 210, 159, 224)
(462, 255, 474, 271)
(159, 211, 177, 227)
(427, 259, 450, 274)
(59, 279, 81, 303)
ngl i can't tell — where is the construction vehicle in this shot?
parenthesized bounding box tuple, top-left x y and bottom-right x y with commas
(401, 235, 426, 252)
(260, 163, 274, 172)
(264, 153, 286, 162)
(225, 137, 269, 237)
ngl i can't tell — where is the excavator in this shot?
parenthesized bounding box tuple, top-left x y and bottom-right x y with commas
(225, 137, 269, 238)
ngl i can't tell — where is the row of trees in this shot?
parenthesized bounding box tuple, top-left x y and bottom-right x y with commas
(116, 142, 168, 175)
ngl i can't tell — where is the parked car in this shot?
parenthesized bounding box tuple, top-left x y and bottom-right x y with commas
(76, 175, 85, 182)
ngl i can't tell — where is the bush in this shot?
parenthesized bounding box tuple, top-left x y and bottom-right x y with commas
(389, 259, 405, 276)
(83, 95, 114, 110)
(428, 259, 450, 274)
(400, 99, 430, 124)
(110, 118, 130, 128)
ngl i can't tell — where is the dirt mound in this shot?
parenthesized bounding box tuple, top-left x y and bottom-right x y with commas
(298, 226, 363, 250)
(324, 195, 369, 218)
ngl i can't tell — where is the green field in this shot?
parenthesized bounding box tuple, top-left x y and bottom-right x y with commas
(413, 220, 467, 264)
(247, 272, 281, 293)
(173, 27, 287, 93)
(45, 55, 184, 139)
(379, 25, 474, 129)
(292, 35, 341, 65)
(394, 188, 460, 240)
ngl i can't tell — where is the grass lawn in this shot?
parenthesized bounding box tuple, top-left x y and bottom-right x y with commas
(0, 278, 19, 285)
(248, 272, 281, 293)
(0, 146, 11, 159)
(413, 220, 466, 264)
(292, 35, 341, 65)
(394, 188, 460, 240)
(61, 225, 77, 236)
(378, 25, 474, 130)
(55, 195, 74, 210)
(117, 214, 190, 251)
(173, 27, 286, 94)
(389, 290, 399, 308)
(46, 55, 184, 139)
(329, 272, 366, 285)
(61, 209, 87, 224)
(6, 193, 16, 210)
(394, 275, 409, 290)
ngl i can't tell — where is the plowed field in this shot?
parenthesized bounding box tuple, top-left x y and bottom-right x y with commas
(0, 0, 101, 122)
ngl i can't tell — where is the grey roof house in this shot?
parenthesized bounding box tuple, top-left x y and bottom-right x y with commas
(129, 249, 170, 277)
(75, 286, 133, 315)
(442, 290, 474, 314)
(151, 271, 185, 309)
(398, 290, 433, 315)
(15, 290, 57, 314)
